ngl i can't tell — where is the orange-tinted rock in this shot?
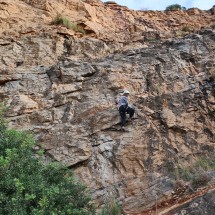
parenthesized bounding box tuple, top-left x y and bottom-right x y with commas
(0, 0, 215, 213)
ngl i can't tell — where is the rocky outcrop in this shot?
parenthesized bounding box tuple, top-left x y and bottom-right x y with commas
(1, 0, 215, 44)
(0, 0, 215, 213)
(166, 189, 215, 215)
(1, 28, 215, 212)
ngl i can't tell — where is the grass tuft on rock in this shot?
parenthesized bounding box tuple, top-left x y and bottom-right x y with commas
(52, 14, 85, 34)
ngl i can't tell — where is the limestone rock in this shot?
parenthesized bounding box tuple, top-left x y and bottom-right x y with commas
(161, 109, 176, 128)
(7, 95, 39, 116)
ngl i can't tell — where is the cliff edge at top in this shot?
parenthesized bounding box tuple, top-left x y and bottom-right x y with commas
(0, 0, 215, 214)
(1, 0, 215, 44)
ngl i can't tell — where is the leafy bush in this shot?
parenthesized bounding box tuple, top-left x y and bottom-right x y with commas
(52, 14, 85, 34)
(166, 4, 186, 11)
(0, 104, 94, 215)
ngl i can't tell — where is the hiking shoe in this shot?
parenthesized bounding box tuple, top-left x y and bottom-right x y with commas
(130, 117, 138, 120)
(121, 126, 126, 131)
(121, 127, 129, 132)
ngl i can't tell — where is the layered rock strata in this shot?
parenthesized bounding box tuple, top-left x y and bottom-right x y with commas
(1, 29, 215, 212)
(1, 0, 215, 44)
(0, 0, 215, 213)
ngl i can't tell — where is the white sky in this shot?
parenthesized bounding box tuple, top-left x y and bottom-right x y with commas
(102, 0, 215, 10)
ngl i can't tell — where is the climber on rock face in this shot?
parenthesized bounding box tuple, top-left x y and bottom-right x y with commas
(118, 89, 135, 131)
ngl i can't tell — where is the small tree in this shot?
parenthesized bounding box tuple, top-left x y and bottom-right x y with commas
(165, 4, 186, 11)
(0, 104, 94, 215)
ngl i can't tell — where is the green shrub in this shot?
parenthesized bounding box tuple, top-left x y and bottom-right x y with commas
(166, 4, 186, 11)
(0, 104, 94, 215)
(209, 155, 215, 169)
(70, 23, 86, 34)
(99, 196, 121, 215)
(0, 102, 6, 130)
(195, 156, 210, 171)
(177, 166, 195, 181)
(174, 155, 215, 190)
(52, 14, 85, 34)
(191, 174, 211, 189)
(52, 14, 71, 28)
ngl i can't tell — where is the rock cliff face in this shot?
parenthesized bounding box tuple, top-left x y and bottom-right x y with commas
(0, 0, 215, 213)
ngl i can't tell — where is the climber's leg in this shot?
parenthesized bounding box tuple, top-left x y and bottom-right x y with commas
(119, 105, 127, 127)
(126, 106, 135, 119)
